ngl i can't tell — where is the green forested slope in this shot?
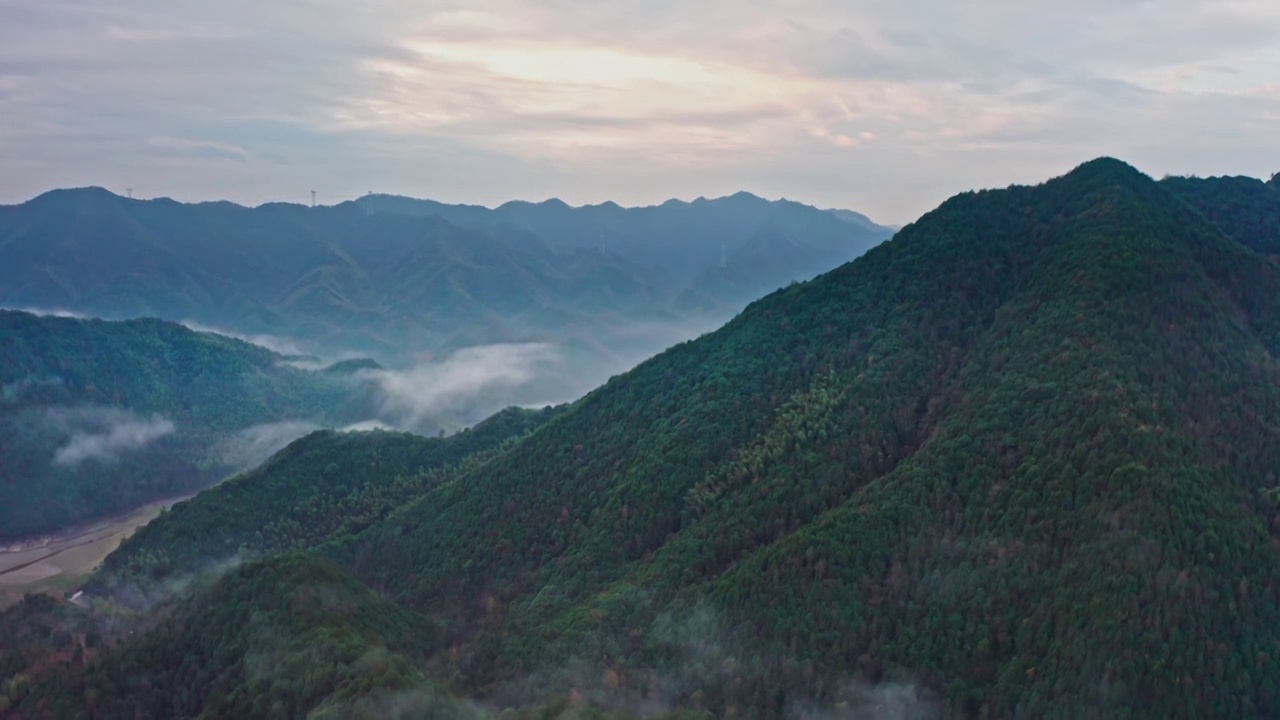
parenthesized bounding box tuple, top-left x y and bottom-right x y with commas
(340, 159, 1280, 717)
(0, 310, 373, 538)
(0, 594, 98, 714)
(91, 406, 562, 595)
(6, 557, 451, 720)
(8, 159, 1280, 719)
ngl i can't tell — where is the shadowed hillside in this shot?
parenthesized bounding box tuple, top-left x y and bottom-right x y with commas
(0, 310, 375, 538)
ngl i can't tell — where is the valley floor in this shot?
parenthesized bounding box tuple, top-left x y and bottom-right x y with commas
(0, 495, 190, 608)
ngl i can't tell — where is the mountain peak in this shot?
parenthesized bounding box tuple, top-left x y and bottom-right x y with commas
(825, 207, 883, 232)
(25, 186, 122, 206)
(722, 190, 767, 205)
(1061, 156, 1150, 188)
(493, 198, 569, 212)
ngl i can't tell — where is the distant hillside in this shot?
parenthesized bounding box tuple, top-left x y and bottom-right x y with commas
(0, 188, 892, 368)
(0, 310, 374, 538)
(353, 191, 893, 293)
(825, 207, 892, 233)
(10, 160, 1280, 718)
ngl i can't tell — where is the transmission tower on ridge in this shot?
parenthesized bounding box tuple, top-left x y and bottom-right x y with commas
(311, 190, 317, 207)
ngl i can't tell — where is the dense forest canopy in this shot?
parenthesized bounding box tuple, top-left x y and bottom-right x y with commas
(1161, 173, 1280, 256)
(5, 160, 1280, 719)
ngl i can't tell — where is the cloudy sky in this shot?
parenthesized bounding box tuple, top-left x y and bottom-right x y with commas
(1, 0, 1277, 223)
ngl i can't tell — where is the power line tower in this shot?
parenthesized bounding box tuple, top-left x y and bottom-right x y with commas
(311, 190, 317, 207)
(127, 188, 133, 199)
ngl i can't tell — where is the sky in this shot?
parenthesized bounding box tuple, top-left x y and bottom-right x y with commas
(0, 0, 1277, 224)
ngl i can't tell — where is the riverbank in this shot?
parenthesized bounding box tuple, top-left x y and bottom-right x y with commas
(0, 495, 192, 608)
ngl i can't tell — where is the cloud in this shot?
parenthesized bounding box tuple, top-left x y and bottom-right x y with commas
(0, 1, 1277, 222)
(180, 319, 308, 357)
(1, 305, 87, 319)
(276, 358, 328, 371)
(209, 418, 396, 477)
(215, 420, 320, 472)
(146, 136, 251, 162)
(341, 420, 394, 432)
(364, 342, 567, 429)
(0, 375, 64, 404)
(788, 682, 940, 720)
(489, 601, 941, 718)
(50, 408, 175, 467)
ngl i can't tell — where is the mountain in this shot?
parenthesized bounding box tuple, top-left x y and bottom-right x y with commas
(7, 159, 1280, 718)
(1161, 173, 1280, 255)
(0, 188, 892, 369)
(350, 191, 894, 292)
(825, 207, 892, 233)
(0, 310, 375, 539)
(329, 158, 1280, 717)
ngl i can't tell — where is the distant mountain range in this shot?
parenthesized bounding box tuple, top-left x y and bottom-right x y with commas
(0, 188, 894, 368)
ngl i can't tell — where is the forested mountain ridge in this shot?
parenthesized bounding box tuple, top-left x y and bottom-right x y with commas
(0, 187, 891, 364)
(338, 158, 1280, 717)
(1161, 172, 1280, 255)
(0, 310, 375, 538)
(7, 159, 1280, 719)
(90, 405, 563, 598)
(825, 207, 891, 232)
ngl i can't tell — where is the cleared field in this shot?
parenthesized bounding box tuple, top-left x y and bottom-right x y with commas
(0, 495, 191, 607)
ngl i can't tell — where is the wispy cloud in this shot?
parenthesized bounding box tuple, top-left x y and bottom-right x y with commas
(0, 0, 1277, 222)
(1, 305, 87, 319)
(216, 418, 396, 473)
(342, 420, 394, 432)
(180, 320, 307, 357)
(50, 407, 175, 467)
(147, 136, 251, 162)
(215, 419, 320, 472)
(365, 342, 567, 429)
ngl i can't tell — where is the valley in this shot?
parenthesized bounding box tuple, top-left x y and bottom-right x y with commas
(0, 310, 381, 540)
(0, 495, 190, 608)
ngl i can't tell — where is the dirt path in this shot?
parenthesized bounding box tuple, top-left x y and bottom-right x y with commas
(0, 495, 193, 606)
